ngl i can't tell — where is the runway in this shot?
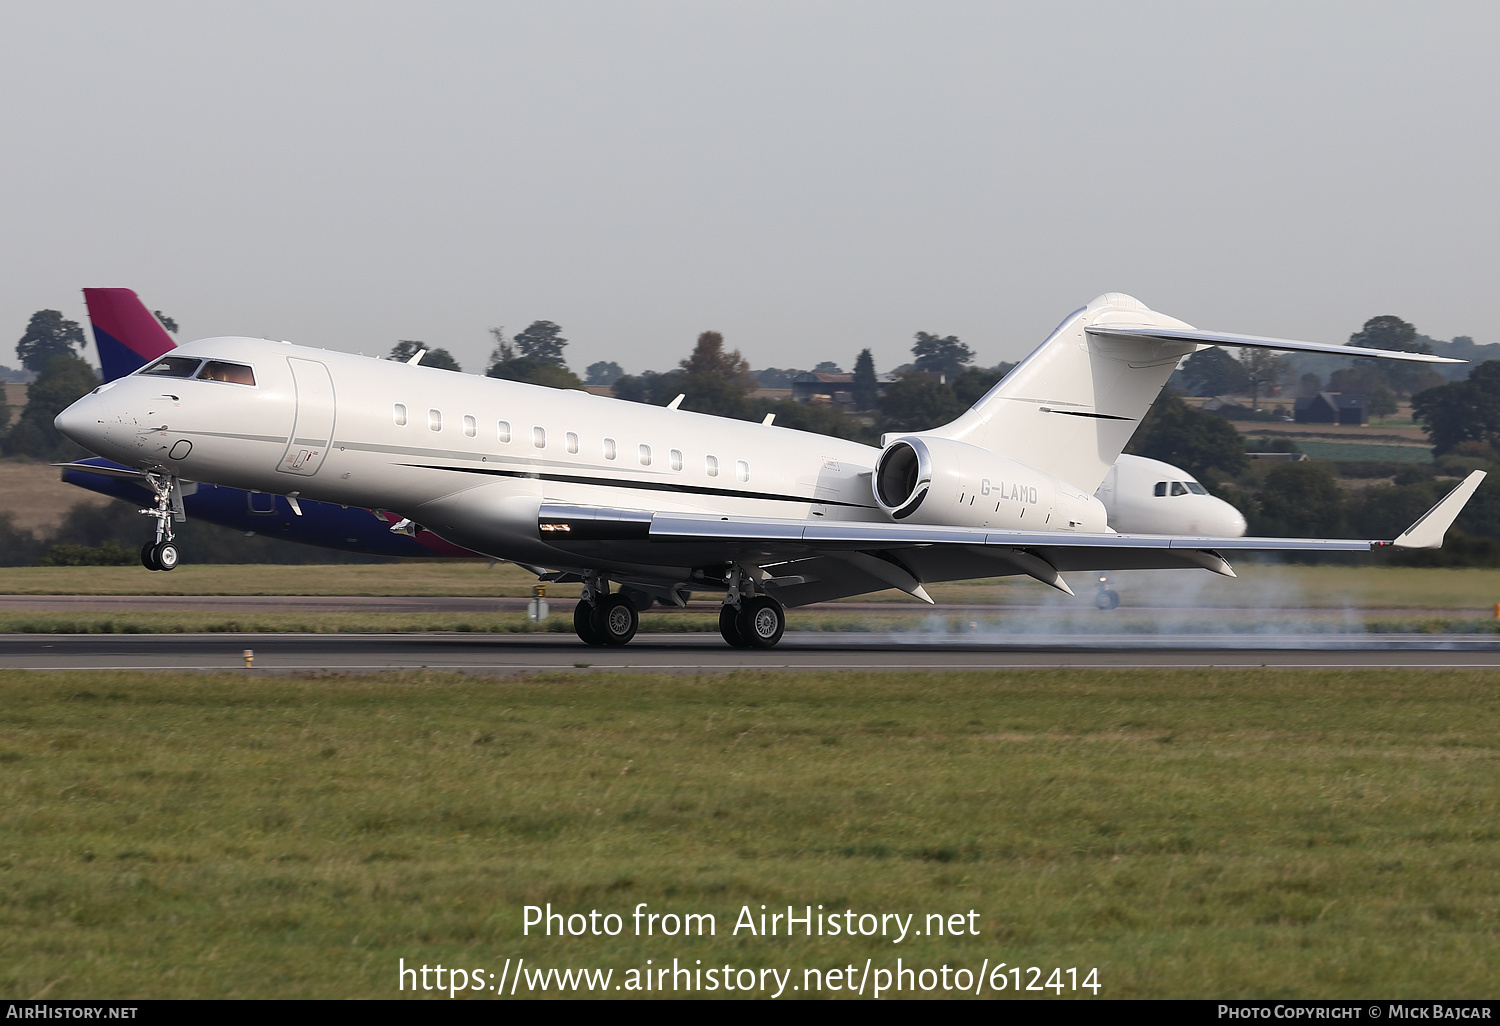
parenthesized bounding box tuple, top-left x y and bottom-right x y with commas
(8, 632, 1500, 672)
(0, 594, 1477, 618)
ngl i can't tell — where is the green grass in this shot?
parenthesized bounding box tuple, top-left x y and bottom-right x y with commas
(0, 561, 569, 597)
(1, 669, 1497, 998)
(1296, 441, 1432, 463)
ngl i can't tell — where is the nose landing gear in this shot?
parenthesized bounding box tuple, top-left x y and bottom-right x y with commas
(138, 472, 184, 572)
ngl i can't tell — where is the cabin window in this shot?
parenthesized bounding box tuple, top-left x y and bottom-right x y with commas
(1154, 482, 1167, 497)
(497, 420, 511, 443)
(566, 431, 579, 454)
(140, 356, 201, 378)
(604, 438, 617, 460)
(393, 403, 408, 427)
(670, 449, 683, 472)
(428, 409, 442, 432)
(533, 426, 546, 448)
(736, 459, 749, 483)
(1187, 482, 1207, 495)
(705, 455, 719, 477)
(639, 444, 652, 466)
(462, 415, 477, 438)
(1171, 481, 1188, 496)
(196, 361, 256, 386)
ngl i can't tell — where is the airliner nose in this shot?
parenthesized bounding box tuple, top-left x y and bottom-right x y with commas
(1215, 498, 1248, 537)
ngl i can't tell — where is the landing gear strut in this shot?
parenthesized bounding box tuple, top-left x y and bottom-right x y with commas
(573, 574, 639, 646)
(139, 472, 182, 572)
(718, 566, 786, 649)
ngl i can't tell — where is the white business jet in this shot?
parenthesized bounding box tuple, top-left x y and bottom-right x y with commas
(54, 292, 1482, 649)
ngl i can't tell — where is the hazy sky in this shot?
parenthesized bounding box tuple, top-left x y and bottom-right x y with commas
(3, 1, 1496, 376)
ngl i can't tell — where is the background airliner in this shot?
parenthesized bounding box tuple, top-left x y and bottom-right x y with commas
(56, 292, 1476, 648)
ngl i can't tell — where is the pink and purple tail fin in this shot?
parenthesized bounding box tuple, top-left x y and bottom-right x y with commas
(84, 288, 177, 382)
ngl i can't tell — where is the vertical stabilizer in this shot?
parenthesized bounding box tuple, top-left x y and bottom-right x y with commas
(84, 288, 177, 381)
(924, 293, 1199, 493)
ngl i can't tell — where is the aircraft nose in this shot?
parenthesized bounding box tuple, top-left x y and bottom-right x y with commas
(1214, 498, 1248, 537)
(54, 391, 106, 449)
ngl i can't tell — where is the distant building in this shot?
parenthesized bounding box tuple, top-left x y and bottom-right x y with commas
(792, 372, 855, 407)
(1294, 392, 1366, 426)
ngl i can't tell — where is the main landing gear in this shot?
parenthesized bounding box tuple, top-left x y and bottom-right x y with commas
(573, 574, 639, 647)
(1094, 574, 1120, 610)
(717, 567, 785, 649)
(568, 568, 788, 649)
(138, 472, 183, 572)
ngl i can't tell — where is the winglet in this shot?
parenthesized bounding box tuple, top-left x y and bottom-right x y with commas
(1392, 471, 1486, 549)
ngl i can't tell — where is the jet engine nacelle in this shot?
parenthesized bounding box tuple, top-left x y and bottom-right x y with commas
(872, 435, 1108, 532)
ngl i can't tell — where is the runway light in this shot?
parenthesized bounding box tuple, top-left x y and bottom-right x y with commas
(243, 649, 254, 668)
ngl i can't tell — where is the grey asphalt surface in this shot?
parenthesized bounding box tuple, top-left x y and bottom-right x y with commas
(7, 632, 1500, 672)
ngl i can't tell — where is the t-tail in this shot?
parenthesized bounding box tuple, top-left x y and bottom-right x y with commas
(922, 292, 1461, 494)
(84, 288, 177, 382)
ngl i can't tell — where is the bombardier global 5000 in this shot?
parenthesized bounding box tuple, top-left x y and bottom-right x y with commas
(59, 289, 1245, 564)
(54, 292, 1483, 648)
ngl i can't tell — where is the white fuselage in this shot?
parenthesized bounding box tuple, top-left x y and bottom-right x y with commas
(57, 337, 1109, 579)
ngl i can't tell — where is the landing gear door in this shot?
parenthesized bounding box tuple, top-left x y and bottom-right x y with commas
(278, 358, 337, 477)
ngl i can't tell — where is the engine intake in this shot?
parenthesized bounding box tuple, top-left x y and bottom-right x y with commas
(873, 437, 932, 519)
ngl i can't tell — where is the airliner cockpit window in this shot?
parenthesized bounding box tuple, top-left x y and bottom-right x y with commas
(1170, 481, 1189, 496)
(1186, 482, 1207, 495)
(140, 356, 202, 378)
(196, 361, 256, 386)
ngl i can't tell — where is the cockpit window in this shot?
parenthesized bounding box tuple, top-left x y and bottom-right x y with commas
(1186, 482, 1207, 495)
(1170, 481, 1189, 496)
(196, 361, 256, 386)
(1154, 481, 1167, 497)
(140, 356, 202, 378)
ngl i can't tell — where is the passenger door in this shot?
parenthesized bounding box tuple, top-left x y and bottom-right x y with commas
(278, 358, 336, 477)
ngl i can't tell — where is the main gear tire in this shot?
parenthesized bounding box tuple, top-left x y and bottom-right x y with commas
(592, 594, 639, 646)
(574, 600, 606, 645)
(140, 543, 161, 571)
(735, 596, 785, 649)
(719, 604, 748, 648)
(1095, 589, 1119, 610)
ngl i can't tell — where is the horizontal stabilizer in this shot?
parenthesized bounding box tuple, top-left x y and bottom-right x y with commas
(1393, 471, 1486, 549)
(1086, 326, 1463, 364)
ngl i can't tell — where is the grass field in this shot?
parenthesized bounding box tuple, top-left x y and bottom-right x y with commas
(0, 457, 112, 535)
(5, 564, 1500, 612)
(1, 669, 1496, 999)
(1293, 441, 1433, 464)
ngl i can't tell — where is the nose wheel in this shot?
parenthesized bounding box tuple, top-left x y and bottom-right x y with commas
(138, 472, 183, 572)
(140, 541, 180, 572)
